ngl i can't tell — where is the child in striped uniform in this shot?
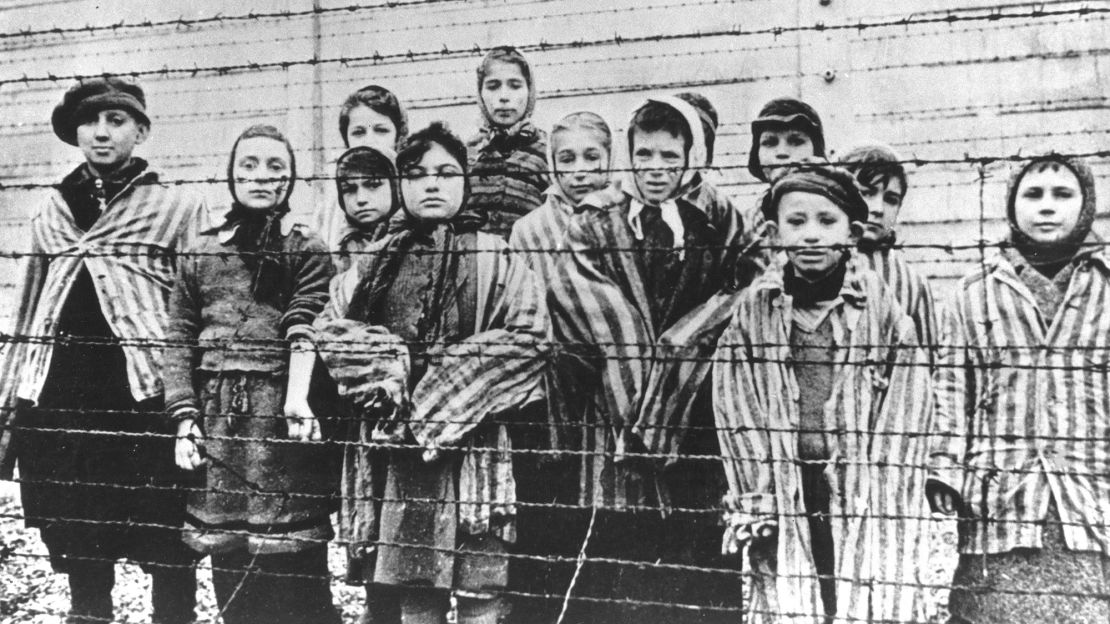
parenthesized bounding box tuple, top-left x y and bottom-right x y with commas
(507, 110, 617, 624)
(930, 153, 1110, 623)
(842, 143, 937, 353)
(467, 46, 551, 238)
(715, 165, 932, 624)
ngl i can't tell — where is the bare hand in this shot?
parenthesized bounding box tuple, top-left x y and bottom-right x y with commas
(930, 490, 958, 516)
(284, 398, 321, 441)
(175, 419, 206, 471)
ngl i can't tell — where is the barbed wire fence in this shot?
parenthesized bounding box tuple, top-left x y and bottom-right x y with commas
(1, 0, 1109, 622)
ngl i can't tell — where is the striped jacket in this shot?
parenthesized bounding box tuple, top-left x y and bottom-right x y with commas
(315, 229, 549, 539)
(931, 247, 1110, 556)
(714, 258, 932, 624)
(862, 246, 938, 361)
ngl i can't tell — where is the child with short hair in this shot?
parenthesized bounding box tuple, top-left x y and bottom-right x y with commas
(165, 124, 340, 624)
(714, 164, 932, 624)
(930, 154, 1110, 622)
(468, 46, 551, 237)
(548, 96, 749, 624)
(332, 145, 400, 273)
(842, 143, 936, 349)
(748, 97, 826, 184)
(315, 121, 549, 624)
(318, 84, 408, 254)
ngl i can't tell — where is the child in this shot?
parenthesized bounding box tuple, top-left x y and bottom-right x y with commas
(164, 124, 340, 624)
(1, 76, 203, 624)
(332, 145, 400, 273)
(468, 46, 551, 237)
(842, 143, 937, 350)
(547, 96, 749, 624)
(507, 111, 620, 623)
(930, 154, 1110, 621)
(748, 96, 826, 184)
(318, 84, 408, 254)
(714, 164, 932, 624)
(315, 122, 548, 624)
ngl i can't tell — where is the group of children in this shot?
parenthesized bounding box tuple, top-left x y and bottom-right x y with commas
(2, 44, 1109, 624)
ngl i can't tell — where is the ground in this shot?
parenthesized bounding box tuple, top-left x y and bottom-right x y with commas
(0, 481, 957, 623)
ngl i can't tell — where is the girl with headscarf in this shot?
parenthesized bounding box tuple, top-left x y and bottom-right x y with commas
(715, 164, 932, 624)
(467, 46, 551, 238)
(332, 145, 400, 273)
(314, 121, 549, 624)
(930, 153, 1110, 622)
(163, 124, 340, 624)
(318, 85, 409, 255)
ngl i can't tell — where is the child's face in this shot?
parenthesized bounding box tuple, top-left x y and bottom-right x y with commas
(631, 128, 686, 206)
(341, 174, 393, 227)
(553, 127, 610, 204)
(758, 128, 814, 181)
(401, 143, 465, 222)
(76, 108, 148, 172)
(777, 191, 856, 279)
(232, 137, 292, 210)
(1013, 164, 1083, 245)
(346, 105, 398, 151)
(480, 60, 529, 128)
(859, 175, 905, 242)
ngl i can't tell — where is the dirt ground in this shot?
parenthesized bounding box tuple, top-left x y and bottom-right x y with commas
(1, 482, 956, 623)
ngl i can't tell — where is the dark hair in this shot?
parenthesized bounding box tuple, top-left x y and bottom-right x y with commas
(628, 100, 692, 154)
(841, 144, 908, 198)
(338, 85, 408, 148)
(675, 91, 718, 163)
(396, 121, 468, 174)
(227, 123, 296, 206)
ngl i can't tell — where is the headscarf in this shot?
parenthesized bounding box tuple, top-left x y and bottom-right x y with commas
(1006, 153, 1097, 267)
(335, 145, 399, 246)
(621, 95, 708, 255)
(221, 124, 296, 304)
(470, 46, 539, 151)
(763, 164, 868, 225)
(748, 97, 826, 182)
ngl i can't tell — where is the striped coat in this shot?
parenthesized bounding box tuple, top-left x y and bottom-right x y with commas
(931, 248, 1110, 556)
(315, 229, 549, 539)
(0, 168, 206, 473)
(714, 259, 932, 624)
(861, 246, 938, 360)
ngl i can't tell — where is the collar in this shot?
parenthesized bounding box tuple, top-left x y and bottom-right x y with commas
(627, 197, 686, 259)
(210, 210, 297, 245)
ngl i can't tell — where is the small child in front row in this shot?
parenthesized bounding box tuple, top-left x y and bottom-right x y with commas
(929, 153, 1110, 622)
(164, 124, 340, 624)
(714, 165, 932, 624)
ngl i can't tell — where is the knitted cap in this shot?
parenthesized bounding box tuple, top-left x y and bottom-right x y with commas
(52, 76, 150, 146)
(763, 164, 868, 224)
(748, 97, 825, 182)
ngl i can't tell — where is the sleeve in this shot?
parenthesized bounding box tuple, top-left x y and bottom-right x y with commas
(712, 304, 776, 520)
(0, 233, 50, 476)
(913, 272, 940, 368)
(162, 251, 203, 421)
(410, 241, 550, 449)
(281, 234, 336, 342)
(929, 293, 971, 493)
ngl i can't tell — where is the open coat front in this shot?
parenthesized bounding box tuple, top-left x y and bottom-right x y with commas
(713, 263, 933, 624)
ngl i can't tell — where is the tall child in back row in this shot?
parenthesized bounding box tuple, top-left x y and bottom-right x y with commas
(468, 46, 551, 237)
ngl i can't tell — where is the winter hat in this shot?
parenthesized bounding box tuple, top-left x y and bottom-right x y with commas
(763, 163, 867, 224)
(1006, 153, 1097, 265)
(747, 97, 826, 182)
(338, 84, 408, 149)
(52, 76, 150, 146)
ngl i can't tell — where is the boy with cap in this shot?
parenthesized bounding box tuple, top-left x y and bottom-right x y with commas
(714, 164, 932, 624)
(0, 76, 205, 624)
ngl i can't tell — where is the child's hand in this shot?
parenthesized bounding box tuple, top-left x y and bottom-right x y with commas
(284, 398, 322, 441)
(926, 478, 962, 516)
(175, 418, 206, 471)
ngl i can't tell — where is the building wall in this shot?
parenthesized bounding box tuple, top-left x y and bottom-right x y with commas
(1, 0, 1107, 326)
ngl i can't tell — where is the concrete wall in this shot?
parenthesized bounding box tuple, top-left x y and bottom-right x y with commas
(1, 0, 1107, 327)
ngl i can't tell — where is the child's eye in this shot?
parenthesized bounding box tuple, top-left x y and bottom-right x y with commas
(786, 134, 809, 147)
(340, 183, 356, 194)
(820, 217, 839, 226)
(884, 192, 902, 207)
(860, 187, 878, 198)
(632, 148, 653, 161)
(366, 179, 385, 190)
(483, 80, 501, 91)
(350, 128, 365, 137)
(1022, 188, 1044, 199)
(760, 136, 778, 148)
(374, 126, 392, 135)
(785, 217, 805, 227)
(1053, 188, 1076, 199)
